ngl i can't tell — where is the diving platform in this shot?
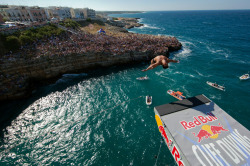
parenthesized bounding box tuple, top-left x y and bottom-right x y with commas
(154, 94, 250, 166)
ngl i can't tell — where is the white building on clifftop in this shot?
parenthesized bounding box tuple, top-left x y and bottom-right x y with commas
(0, 5, 96, 22)
(83, 8, 96, 19)
(72, 8, 85, 19)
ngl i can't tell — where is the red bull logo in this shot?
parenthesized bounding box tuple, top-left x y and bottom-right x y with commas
(193, 123, 228, 142)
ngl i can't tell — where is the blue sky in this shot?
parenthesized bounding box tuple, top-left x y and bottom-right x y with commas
(1, 0, 250, 11)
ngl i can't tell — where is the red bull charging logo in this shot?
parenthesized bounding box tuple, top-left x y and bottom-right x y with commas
(192, 123, 228, 142)
(179, 112, 229, 143)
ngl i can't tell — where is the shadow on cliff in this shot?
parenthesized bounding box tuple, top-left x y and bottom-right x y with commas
(0, 62, 147, 138)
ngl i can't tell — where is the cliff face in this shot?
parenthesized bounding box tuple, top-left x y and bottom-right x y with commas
(1, 49, 182, 101)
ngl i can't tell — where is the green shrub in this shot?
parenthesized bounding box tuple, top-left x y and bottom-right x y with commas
(61, 19, 80, 29)
(56, 29, 65, 36)
(86, 18, 91, 22)
(19, 35, 33, 44)
(36, 34, 44, 40)
(5, 36, 21, 51)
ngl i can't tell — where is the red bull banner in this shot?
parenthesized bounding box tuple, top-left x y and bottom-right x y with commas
(154, 95, 250, 166)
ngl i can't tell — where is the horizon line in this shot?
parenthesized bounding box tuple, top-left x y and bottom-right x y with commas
(97, 9, 250, 12)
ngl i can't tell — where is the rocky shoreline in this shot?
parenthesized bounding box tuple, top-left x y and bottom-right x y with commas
(0, 20, 182, 101)
(109, 17, 143, 29)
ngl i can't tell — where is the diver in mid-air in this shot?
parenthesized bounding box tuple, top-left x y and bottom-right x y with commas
(141, 55, 179, 72)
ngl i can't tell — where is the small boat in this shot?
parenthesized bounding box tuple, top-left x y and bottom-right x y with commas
(239, 74, 249, 80)
(136, 75, 149, 80)
(146, 96, 152, 105)
(167, 90, 186, 100)
(206, 81, 225, 91)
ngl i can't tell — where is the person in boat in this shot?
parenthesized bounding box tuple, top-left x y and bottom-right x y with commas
(179, 95, 185, 100)
(176, 93, 181, 99)
(142, 55, 179, 72)
(147, 96, 151, 103)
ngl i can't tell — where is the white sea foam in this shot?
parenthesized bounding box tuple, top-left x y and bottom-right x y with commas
(159, 75, 175, 82)
(173, 71, 195, 78)
(138, 18, 144, 23)
(155, 70, 164, 75)
(128, 30, 136, 33)
(155, 70, 176, 82)
(206, 46, 230, 58)
(138, 23, 161, 30)
(174, 46, 191, 58)
(209, 94, 221, 100)
(194, 70, 212, 78)
(202, 22, 213, 25)
(236, 60, 250, 64)
(157, 33, 169, 37)
(172, 40, 193, 58)
(206, 46, 225, 55)
(181, 41, 197, 47)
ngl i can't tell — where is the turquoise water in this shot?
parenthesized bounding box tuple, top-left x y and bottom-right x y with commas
(1, 10, 250, 165)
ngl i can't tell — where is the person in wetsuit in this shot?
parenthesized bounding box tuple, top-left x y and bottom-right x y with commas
(141, 55, 179, 72)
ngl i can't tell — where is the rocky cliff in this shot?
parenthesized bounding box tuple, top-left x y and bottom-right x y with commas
(0, 45, 181, 101)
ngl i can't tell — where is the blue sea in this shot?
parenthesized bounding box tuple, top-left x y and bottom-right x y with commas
(0, 10, 250, 165)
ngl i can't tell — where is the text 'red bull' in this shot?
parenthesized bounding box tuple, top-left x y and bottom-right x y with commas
(180, 112, 217, 130)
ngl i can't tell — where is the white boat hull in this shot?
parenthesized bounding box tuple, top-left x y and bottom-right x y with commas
(206, 81, 225, 91)
(239, 74, 249, 80)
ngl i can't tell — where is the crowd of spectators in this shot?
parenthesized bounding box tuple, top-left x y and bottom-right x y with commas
(2, 27, 180, 62)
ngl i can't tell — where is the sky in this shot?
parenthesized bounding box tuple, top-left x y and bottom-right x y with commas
(1, 0, 250, 11)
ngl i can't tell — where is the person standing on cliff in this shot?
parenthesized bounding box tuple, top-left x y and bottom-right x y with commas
(141, 55, 179, 72)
